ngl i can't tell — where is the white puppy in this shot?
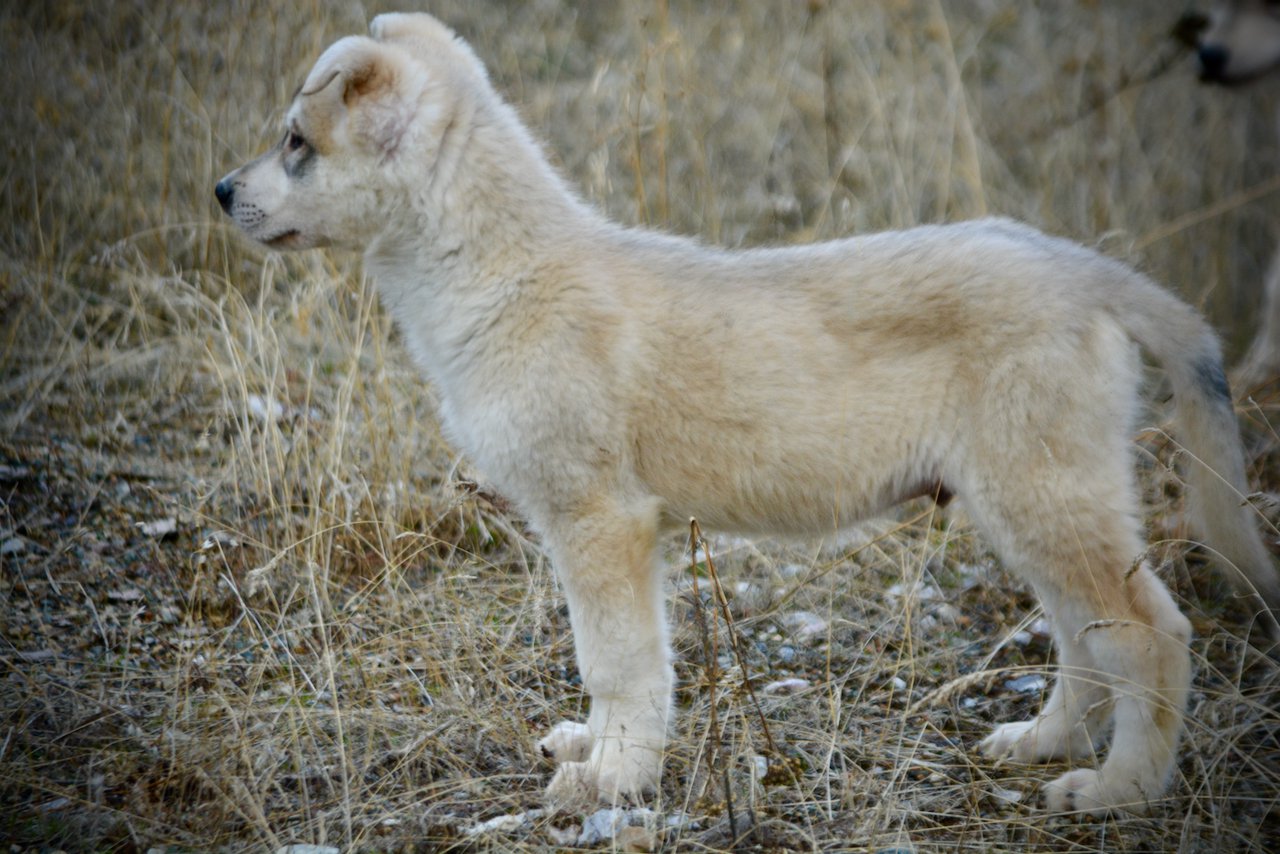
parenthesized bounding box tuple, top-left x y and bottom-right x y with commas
(216, 13, 1280, 815)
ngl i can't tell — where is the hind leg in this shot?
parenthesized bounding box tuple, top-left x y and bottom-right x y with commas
(980, 614, 1112, 763)
(966, 482, 1190, 814)
(1040, 564, 1191, 814)
(964, 319, 1192, 813)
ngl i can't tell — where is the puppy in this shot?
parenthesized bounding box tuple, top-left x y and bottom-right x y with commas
(217, 12, 1280, 815)
(1192, 0, 1280, 83)
(1184, 0, 1280, 388)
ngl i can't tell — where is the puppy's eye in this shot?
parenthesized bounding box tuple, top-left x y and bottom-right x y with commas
(285, 131, 306, 152)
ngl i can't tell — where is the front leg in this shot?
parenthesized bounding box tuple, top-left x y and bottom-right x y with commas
(540, 497, 672, 809)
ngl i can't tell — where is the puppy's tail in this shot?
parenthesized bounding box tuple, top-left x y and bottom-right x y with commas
(1112, 269, 1280, 639)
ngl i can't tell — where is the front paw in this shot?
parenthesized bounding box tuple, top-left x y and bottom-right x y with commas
(543, 742, 661, 811)
(538, 720, 594, 764)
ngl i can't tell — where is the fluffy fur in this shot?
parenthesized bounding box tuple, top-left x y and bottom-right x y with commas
(216, 12, 1280, 816)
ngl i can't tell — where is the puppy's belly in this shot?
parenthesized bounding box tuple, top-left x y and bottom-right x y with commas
(651, 464, 931, 536)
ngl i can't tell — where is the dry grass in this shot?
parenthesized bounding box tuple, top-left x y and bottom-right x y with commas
(2, 1, 1279, 850)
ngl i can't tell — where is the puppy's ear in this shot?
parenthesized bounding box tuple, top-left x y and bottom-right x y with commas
(370, 12, 491, 85)
(369, 12, 456, 47)
(298, 37, 422, 155)
(301, 37, 405, 106)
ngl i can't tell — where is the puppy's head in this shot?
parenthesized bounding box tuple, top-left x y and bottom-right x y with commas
(1194, 0, 1280, 84)
(216, 14, 476, 250)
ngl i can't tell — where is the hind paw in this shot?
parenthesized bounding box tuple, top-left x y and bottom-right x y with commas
(981, 718, 1096, 763)
(1044, 768, 1152, 816)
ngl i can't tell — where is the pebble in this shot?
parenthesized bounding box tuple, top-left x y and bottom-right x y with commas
(763, 677, 810, 694)
(990, 785, 1024, 804)
(933, 603, 960, 623)
(781, 610, 828, 640)
(136, 517, 178, 538)
(751, 755, 769, 781)
(1003, 674, 1046, 694)
(464, 809, 544, 837)
(247, 393, 285, 422)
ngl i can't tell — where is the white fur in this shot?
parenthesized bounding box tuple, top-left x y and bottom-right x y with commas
(217, 12, 1280, 816)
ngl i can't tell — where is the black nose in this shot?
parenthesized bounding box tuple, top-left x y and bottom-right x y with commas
(1198, 44, 1230, 81)
(215, 178, 235, 213)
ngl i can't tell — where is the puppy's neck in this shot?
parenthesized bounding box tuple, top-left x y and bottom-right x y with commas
(374, 84, 593, 279)
(364, 87, 599, 385)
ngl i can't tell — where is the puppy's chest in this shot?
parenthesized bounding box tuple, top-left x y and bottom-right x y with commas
(437, 387, 520, 465)
(435, 382, 561, 500)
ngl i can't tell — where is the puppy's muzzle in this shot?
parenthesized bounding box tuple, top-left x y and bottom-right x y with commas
(1196, 44, 1230, 82)
(215, 177, 235, 213)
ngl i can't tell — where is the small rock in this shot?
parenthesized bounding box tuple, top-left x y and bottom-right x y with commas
(545, 824, 580, 846)
(18, 650, 56, 662)
(886, 582, 941, 602)
(990, 785, 1024, 804)
(1003, 674, 1046, 694)
(1, 536, 25, 556)
(781, 610, 828, 640)
(201, 530, 241, 550)
(465, 809, 543, 837)
(763, 677, 810, 695)
(137, 517, 178, 539)
(933, 603, 960, 623)
(730, 580, 770, 613)
(247, 393, 285, 422)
